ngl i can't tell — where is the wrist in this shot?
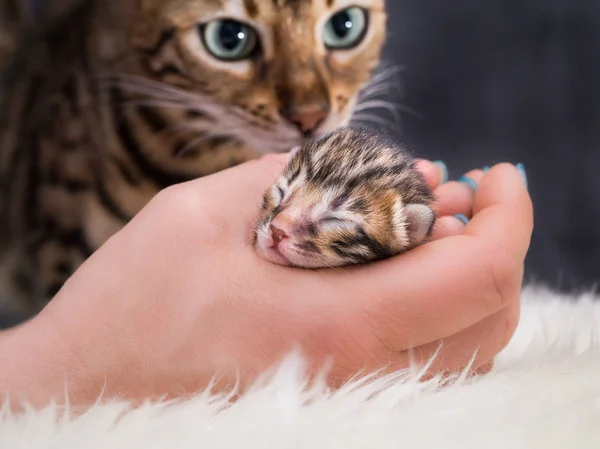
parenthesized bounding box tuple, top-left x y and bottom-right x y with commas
(0, 309, 97, 410)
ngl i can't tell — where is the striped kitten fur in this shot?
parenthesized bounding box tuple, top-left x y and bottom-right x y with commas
(0, 0, 388, 320)
(254, 126, 436, 269)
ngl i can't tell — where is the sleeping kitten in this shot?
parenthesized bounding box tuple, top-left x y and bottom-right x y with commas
(0, 0, 388, 320)
(254, 126, 436, 268)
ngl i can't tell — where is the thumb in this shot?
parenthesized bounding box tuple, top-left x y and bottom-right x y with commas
(236, 153, 292, 193)
(202, 152, 292, 219)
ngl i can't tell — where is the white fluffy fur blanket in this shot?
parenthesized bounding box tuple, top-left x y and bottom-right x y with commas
(2, 286, 600, 448)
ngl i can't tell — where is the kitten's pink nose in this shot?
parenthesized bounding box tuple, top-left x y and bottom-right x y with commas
(285, 106, 329, 135)
(270, 224, 289, 247)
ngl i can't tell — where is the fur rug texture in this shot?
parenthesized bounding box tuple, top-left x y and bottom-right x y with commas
(1, 285, 600, 448)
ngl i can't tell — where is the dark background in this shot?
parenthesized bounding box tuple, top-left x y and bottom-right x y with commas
(379, 0, 600, 292)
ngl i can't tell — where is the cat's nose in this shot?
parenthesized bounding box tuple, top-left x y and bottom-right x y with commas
(283, 106, 329, 136)
(270, 223, 289, 247)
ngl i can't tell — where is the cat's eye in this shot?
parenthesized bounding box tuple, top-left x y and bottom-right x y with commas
(323, 7, 368, 50)
(200, 19, 259, 61)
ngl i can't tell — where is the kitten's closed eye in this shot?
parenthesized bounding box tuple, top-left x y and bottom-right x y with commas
(276, 186, 285, 200)
(320, 217, 345, 224)
(270, 184, 286, 207)
(319, 216, 357, 229)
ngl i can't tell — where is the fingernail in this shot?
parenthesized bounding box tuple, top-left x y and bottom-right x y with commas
(516, 163, 528, 189)
(433, 160, 448, 184)
(454, 214, 470, 225)
(482, 165, 490, 173)
(458, 175, 478, 192)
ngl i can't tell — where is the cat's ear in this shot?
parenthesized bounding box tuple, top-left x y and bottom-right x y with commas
(403, 203, 436, 247)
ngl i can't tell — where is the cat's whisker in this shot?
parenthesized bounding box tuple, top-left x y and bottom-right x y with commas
(157, 121, 206, 138)
(356, 64, 424, 122)
(364, 68, 402, 89)
(351, 113, 398, 130)
(173, 123, 266, 157)
(102, 73, 210, 106)
(98, 75, 176, 95)
(360, 67, 402, 90)
(353, 62, 425, 124)
(123, 96, 224, 122)
(354, 100, 402, 125)
(126, 98, 193, 110)
(122, 95, 268, 148)
(354, 99, 400, 113)
(115, 83, 200, 105)
(369, 63, 405, 84)
(174, 133, 217, 158)
(356, 99, 422, 122)
(358, 81, 401, 100)
(125, 98, 211, 116)
(104, 73, 300, 150)
(351, 65, 401, 107)
(111, 75, 269, 132)
(176, 127, 259, 157)
(117, 89, 241, 130)
(109, 86, 201, 111)
(391, 103, 422, 119)
(100, 72, 189, 93)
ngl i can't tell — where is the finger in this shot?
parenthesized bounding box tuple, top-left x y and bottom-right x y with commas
(472, 360, 494, 377)
(327, 299, 518, 387)
(237, 152, 292, 184)
(395, 299, 518, 377)
(186, 152, 293, 219)
(415, 159, 448, 190)
(429, 215, 467, 240)
(465, 163, 533, 261)
(433, 169, 484, 217)
(297, 233, 521, 352)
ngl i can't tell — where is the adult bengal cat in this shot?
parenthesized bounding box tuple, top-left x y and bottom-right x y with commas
(0, 0, 389, 320)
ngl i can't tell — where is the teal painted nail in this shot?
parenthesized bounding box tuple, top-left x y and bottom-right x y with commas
(516, 163, 528, 189)
(454, 214, 470, 225)
(433, 160, 448, 184)
(482, 165, 490, 173)
(458, 175, 478, 192)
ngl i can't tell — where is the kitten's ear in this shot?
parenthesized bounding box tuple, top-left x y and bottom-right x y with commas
(404, 204, 436, 246)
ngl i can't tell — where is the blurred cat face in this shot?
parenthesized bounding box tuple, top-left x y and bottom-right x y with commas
(132, 0, 387, 152)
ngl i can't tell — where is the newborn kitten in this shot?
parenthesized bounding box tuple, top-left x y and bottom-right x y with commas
(254, 126, 436, 268)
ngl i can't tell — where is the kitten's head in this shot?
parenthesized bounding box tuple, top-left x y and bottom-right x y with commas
(253, 126, 436, 269)
(124, 0, 387, 152)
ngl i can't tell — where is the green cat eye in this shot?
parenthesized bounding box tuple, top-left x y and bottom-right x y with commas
(323, 7, 368, 50)
(200, 19, 259, 61)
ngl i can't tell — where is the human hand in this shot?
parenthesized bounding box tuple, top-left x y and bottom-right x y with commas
(0, 155, 532, 408)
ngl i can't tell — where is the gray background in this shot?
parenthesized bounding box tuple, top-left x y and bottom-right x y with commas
(380, 0, 600, 292)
